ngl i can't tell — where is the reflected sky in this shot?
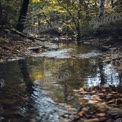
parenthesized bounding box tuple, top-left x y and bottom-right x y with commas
(85, 63, 120, 87)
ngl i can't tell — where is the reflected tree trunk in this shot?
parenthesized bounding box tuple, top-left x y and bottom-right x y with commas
(18, 59, 33, 95)
(64, 83, 68, 103)
(98, 60, 105, 85)
(119, 72, 122, 84)
(18, 59, 37, 122)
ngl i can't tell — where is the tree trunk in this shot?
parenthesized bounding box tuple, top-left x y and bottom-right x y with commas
(76, 25, 82, 45)
(16, 0, 29, 32)
(76, 7, 82, 45)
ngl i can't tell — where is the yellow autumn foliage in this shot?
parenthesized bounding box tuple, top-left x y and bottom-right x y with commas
(32, 0, 40, 3)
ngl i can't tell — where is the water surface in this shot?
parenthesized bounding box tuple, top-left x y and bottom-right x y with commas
(0, 44, 120, 122)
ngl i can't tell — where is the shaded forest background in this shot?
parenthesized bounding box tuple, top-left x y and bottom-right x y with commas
(0, 0, 122, 45)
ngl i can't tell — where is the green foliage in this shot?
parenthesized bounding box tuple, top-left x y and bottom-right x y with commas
(0, 0, 121, 38)
(0, 0, 21, 26)
(25, 0, 100, 36)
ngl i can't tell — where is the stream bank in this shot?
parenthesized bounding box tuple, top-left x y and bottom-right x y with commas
(0, 27, 122, 62)
(0, 31, 59, 62)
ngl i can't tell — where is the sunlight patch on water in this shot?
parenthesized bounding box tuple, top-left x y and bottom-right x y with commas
(32, 48, 102, 59)
(85, 64, 120, 87)
(79, 50, 102, 59)
(104, 64, 120, 86)
(33, 48, 74, 58)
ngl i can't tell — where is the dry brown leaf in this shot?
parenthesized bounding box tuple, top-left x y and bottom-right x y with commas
(107, 99, 115, 104)
(90, 90, 96, 94)
(82, 107, 89, 112)
(80, 118, 101, 122)
(92, 95, 101, 101)
(78, 111, 84, 117)
(94, 102, 111, 112)
(96, 113, 106, 117)
(88, 100, 98, 104)
(80, 91, 88, 95)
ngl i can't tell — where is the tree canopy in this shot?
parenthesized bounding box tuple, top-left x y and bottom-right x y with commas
(0, 0, 121, 44)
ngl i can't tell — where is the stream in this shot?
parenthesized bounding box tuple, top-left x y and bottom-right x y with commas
(0, 43, 120, 122)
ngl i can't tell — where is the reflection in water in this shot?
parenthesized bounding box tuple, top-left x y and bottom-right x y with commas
(0, 45, 120, 122)
(98, 59, 105, 85)
(32, 84, 69, 122)
(0, 61, 27, 122)
(18, 59, 34, 94)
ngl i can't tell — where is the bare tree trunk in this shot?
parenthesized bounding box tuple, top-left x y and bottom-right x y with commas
(76, 0, 83, 45)
(76, 11, 82, 45)
(16, 0, 29, 32)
